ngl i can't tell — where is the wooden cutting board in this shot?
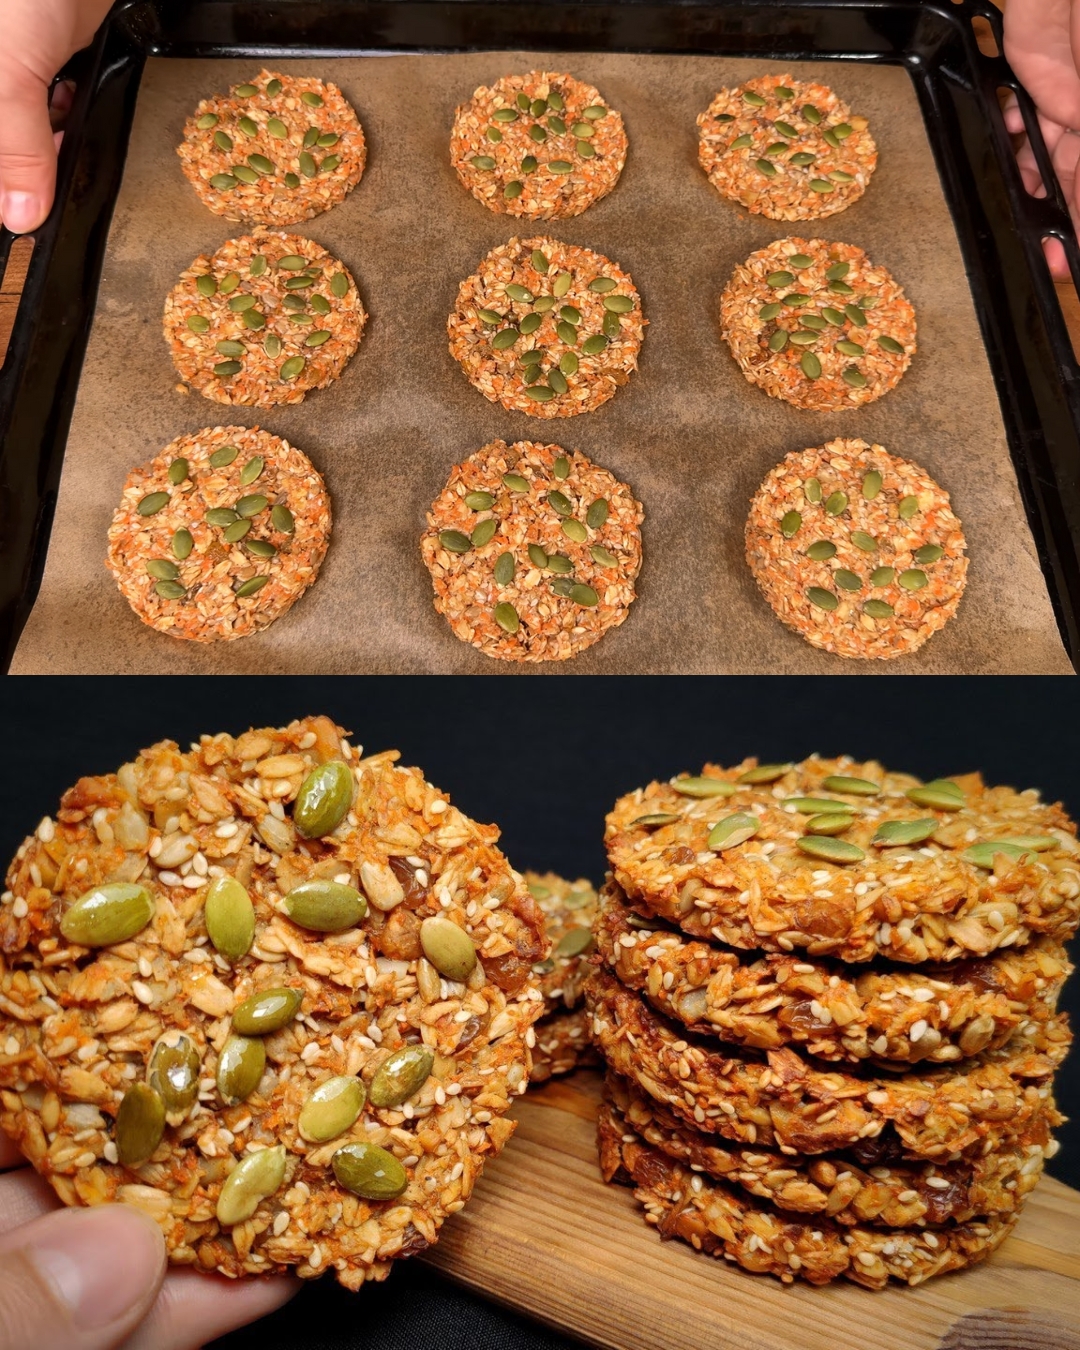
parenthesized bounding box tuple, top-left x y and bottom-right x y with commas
(422, 1071, 1080, 1350)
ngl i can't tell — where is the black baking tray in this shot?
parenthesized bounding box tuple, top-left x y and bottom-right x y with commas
(2, 0, 1078, 673)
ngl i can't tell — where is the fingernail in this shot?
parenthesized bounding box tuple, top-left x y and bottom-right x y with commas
(1, 190, 43, 234)
(29, 1205, 165, 1327)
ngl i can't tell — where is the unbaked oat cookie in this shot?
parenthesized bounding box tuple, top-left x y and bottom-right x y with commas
(605, 1072, 1055, 1228)
(598, 1101, 1017, 1289)
(106, 425, 330, 643)
(420, 440, 644, 663)
(595, 881, 1069, 1066)
(697, 74, 877, 221)
(586, 968, 1069, 1160)
(0, 718, 548, 1287)
(163, 229, 366, 407)
(720, 238, 914, 410)
(529, 1008, 598, 1085)
(604, 756, 1080, 964)
(178, 70, 366, 225)
(447, 237, 645, 417)
(746, 440, 967, 661)
(451, 71, 627, 220)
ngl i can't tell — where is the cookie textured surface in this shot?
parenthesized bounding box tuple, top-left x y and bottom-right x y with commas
(604, 756, 1080, 964)
(598, 1100, 1017, 1289)
(745, 439, 967, 660)
(529, 1008, 598, 1085)
(447, 237, 645, 417)
(720, 238, 914, 410)
(421, 440, 644, 663)
(586, 967, 1068, 1159)
(106, 426, 330, 643)
(0, 718, 548, 1286)
(177, 70, 366, 224)
(525, 871, 598, 1013)
(605, 1072, 1055, 1228)
(450, 71, 627, 219)
(163, 229, 365, 407)
(697, 74, 876, 220)
(595, 881, 1069, 1066)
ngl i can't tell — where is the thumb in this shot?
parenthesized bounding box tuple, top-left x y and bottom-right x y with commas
(0, 1204, 167, 1350)
(0, 62, 58, 234)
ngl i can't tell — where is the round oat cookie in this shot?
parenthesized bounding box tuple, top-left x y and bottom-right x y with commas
(595, 881, 1070, 1067)
(450, 70, 627, 220)
(529, 1008, 598, 1085)
(597, 1100, 1018, 1289)
(164, 228, 366, 407)
(720, 238, 915, 410)
(0, 718, 548, 1287)
(447, 237, 645, 417)
(585, 968, 1069, 1161)
(525, 870, 598, 1013)
(605, 1072, 1056, 1229)
(177, 70, 366, 225)
(746, 439, 967, 660)
(604, 756, 1080, 964)
(697, 74, 877, 221)
(106, 425, 331, 643)
(421, 440, 644, 663)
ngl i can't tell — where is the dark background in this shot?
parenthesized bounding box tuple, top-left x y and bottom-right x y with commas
(0, 676, 1076, 1348)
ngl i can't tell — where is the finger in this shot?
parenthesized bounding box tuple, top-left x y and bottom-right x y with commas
(122, 1269, 299, 1350)
(1044, 236, 1071, 279)
(0, 1162, 59, 1234)
(0, 1204, 165, 1350)
(0, 1137, 25, 1172)
(0, 62, 57, 233)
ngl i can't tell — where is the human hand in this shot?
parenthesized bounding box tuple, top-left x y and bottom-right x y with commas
(0, 1133, 297, 1350)
(1003, 0, 1080, 280)
(0, 0, 113, 234)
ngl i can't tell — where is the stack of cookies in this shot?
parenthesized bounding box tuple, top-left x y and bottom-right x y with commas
(586, 756, 1078, 1288)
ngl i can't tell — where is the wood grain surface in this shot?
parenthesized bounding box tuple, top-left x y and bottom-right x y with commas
(422, 1071, 1080, 1350)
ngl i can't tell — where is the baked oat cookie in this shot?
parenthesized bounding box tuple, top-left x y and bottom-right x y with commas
(597, 1101, 1017, 1289)
(525, 871, 598, 1013)
(447, 237, 645, 417)
(746, 439, 967, 661)
(529, 1008, 598, 1085)
(178, 70, 366, 225)
(163, 229, 366, 407)
(720, 238, 914, 410)
(697, 74, 877, 221)
(595, 880, 1070, 1066)
(604, 756, 1080, 964)
(605, 1071, 1056, 1228)
(420, 440, 644, 663)
(106, 425, 330, 643)
(0, 718, 548, 1287)
(586, 968, 1069, 1160)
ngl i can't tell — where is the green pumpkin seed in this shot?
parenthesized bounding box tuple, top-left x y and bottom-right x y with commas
(272, 504, 295, 533)
(172, 529, 194, 561)
(582, 333, 608, 355)
(859, 471, 883, 501)
(780, 510, 802, 538)
(247, 153, 274, 175)
(493, 552, 515, 586)
(878, 335, 905, 355)
(842, 304, 866, 328)
(836, 340, 865, 359)
(768, 331, 788, 353)
(493, 104, 519, 122)
(783, 797, 856, 814)
(526, 384, 556, 402)
(463, 491, 494, 512)
(214, 129, 234, 152)
(147, 1033, 201, 1120)
(707, 813, 760, 850)
(600, 293, 633, 315)
(802, 104, 823, 123)
(898, 568, 928, 591)
(788, 330, 819, 347)
(206, 507, 239, 528)
(546, 490, 572, 517)
(216, 340, 245, 357)
(546, 554, 573, 574)
(789, 152, 816, 167)
(518, 314, 541, 336)
(295, 150, 317, 177)
(502, 472, 530, 492)
(834, 569, 862, 591)
(217, 1146, 287, 1226)
(873, 818, 937, 847)
(913, 544, 944, 565)
(527, 544, 549, 569)
(233, 986, 303, 1035)
(805, 812, 855, 835)
(223, 518, 250, 543)
(420, 915, 476, 982)
(302, 329, 330, 348)
(115, 1083, 165, 1167)
(245, 539, 277, 559)
(471, 519, 498, 548)
(821, 491, 847, 517)
(906, 779, 964, 810)
(829, 282, 855, 298)
(524, 156, 541, 174)
(863, 599, 894, 619)
(829, 170, 855, 184)
(492, 327, 520, 350)
(299, 1076, 366, 1145)
(559, 305, 581, 326)
(279, 356, 305, 381)
(1000, 834, 1056, 852)
(213, 360, 242, 377)
(766, 271, 794, 290)
(759, 302, 782, 322)
(808, 587, 838, 611)
(898, 496, 921, 522)
(196, 113, 219, 130)
(801, 351, 822, 379)
(556, 321, 577, 345)
(843, 366, 868, 389)
(493, 601, 520, 634)
(562, 518, 587, 543)
(243, 309, 266, 329)
(203, 876, 256, 962)
(137, 492, 169, 517)
(570, 583, 598, 606)
(260, 332, 281, 358)
(546, 91, 566, 112)
(739, 763, 792, 784)
(775, 86, 795, 99)
(632, 813, 680, 827)
(797, 836, 865, 863)
(217, 1034, 266, 1105)
(590, 545, 618, 567)
(236, 576, 269, 599)
(961, 841, 1036, 869)
(164, 458, 189, 488)
(146, 558, 180, 582)
(292, 760, 355, 840)
(756, 158, 779, 177)
(231, 164, 261, 184)
(742, 89, 767, 106)
(547, 159, 574, 174)
(673, 777, 736, 798)
(297, 88, 323, 107)
(505, 283, 534, 304)
(283, 171, 300, 187)
(263, 116, 288, 138)
(729, 134, 753, 151)
(186, 314, 210, 333)
(583, 498, 610, 531)
(531, 98, 548, 117)
(804, 478, 822, 503)
(821, 307, 845, 327)
(819, 775, 879, 796)
(545, 368, 567, 396)
(774, 121, 799, 138)
(504, 180, 524, 199)
(821, 127, 841, 149)
(217, 272, 241, 295)
(209, 172, 237, 190)
(800, 315, 828, 331)
(285, 879, 367, 934)
(529, 125, 548, 145)
(307, 294, 331, 318)
(369, 1046, 434, 1109)
(868, 567, 894, 588)
(61, 883, 154, 947)
(333, 1142, 407, 1200)
(809, 179, 834, 193)
(602, 311, 621, 336)
(516, 91, 531, 111)
(806, 540, 836, 561)
(559, 351, 579, 376)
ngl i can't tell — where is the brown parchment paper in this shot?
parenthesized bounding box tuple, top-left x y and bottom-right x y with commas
(11, 53, 1074, 673)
